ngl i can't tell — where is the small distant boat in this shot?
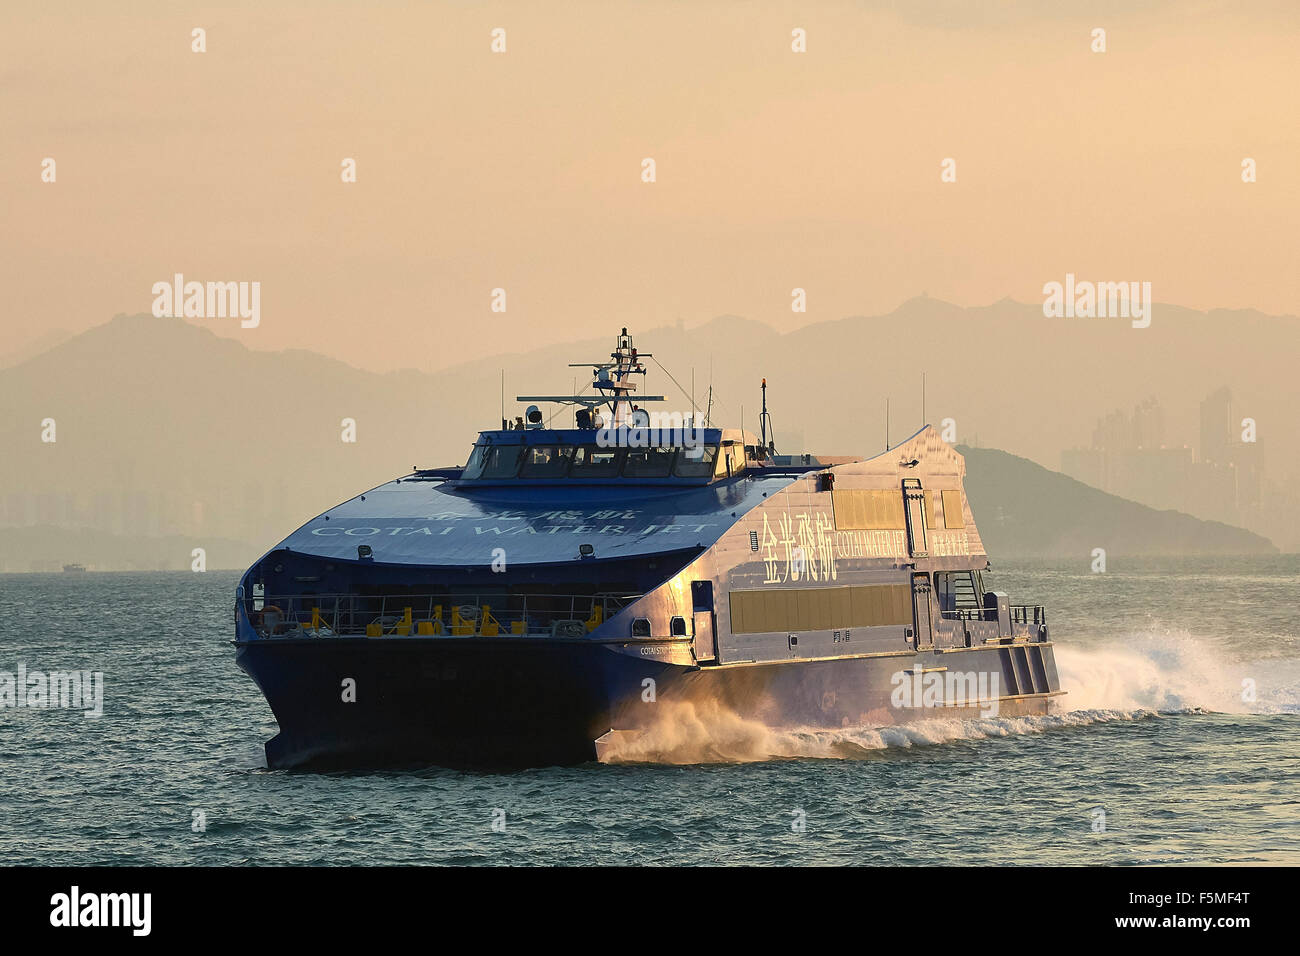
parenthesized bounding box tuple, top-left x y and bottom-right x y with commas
(62, 563, 87, 573)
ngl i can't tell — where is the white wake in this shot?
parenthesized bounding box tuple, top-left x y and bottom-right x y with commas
(600, 630, 1297, 765)
(1055, 629, 1298, 715)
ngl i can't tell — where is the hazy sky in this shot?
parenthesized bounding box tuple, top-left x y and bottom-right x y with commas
(3, 1, 1297, 371)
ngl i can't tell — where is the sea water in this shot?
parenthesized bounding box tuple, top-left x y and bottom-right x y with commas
(0, 557, 1296, 865)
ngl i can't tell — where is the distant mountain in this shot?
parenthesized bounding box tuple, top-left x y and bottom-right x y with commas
(0, 327, 73, 369)
(958, 446, 1275, 557)
(1, 300, 1294, 569)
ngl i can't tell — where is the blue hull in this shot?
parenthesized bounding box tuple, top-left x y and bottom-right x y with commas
(237, 637, 677, 767)
(237, 637, 1061, 769)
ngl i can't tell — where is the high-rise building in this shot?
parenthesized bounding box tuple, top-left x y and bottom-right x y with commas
(1199, 387, 1234, 465)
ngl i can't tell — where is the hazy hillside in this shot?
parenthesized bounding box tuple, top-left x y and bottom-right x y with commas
(0, 314, 451, 556)
(0, 302, 1294, 569)
(959, 446, 1275, 558)
(0, 328, 72, 369)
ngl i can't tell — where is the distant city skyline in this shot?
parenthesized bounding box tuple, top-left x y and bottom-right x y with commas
(1061, 386, 1290, 548)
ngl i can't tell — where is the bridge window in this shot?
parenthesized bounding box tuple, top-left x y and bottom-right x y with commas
(462, 444, 524, 480)
(520, 444, 574, 477)
(570, 446, 623, 477)
(672, 444, 718, 478)
(464, 441, 719, 481)
(623, 445, 676, 477)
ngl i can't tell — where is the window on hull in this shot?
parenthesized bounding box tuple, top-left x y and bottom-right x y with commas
(729, 584, 911, 635)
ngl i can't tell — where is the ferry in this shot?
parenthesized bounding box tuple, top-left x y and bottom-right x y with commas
(234, 329, 1064, 768)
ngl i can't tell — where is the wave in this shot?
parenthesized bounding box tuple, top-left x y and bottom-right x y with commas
(600, 701, 1154, 765)
(1055, 629, 1299, 715)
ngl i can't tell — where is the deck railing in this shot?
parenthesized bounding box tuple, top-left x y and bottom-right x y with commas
(939, 605, 1047, 625)
(1010, 605, 1047, 625)
(939, 607, 988, 622)
(245, 591, 639, 639)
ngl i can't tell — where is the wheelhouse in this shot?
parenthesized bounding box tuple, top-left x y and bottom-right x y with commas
(454, 427, 759, 486)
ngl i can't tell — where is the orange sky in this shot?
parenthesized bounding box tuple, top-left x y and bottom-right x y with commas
(3, 0, 1297, 371)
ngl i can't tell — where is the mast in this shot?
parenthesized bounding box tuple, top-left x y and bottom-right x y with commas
(596, 327, 647, 427)
(759, 377, 774, 455)
(516, 327, 664, 428)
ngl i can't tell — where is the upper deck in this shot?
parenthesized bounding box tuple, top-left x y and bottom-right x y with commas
(270, 457, 807, 569)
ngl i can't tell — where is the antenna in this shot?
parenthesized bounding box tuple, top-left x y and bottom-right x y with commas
(500, 369, 505, 429)
(759, 378, 774, 455)
(886, 398, 890, 451)
(704, 356, 714, 428)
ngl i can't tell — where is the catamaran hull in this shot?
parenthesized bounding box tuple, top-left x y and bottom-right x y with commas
(236, 637, 1062, 769)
